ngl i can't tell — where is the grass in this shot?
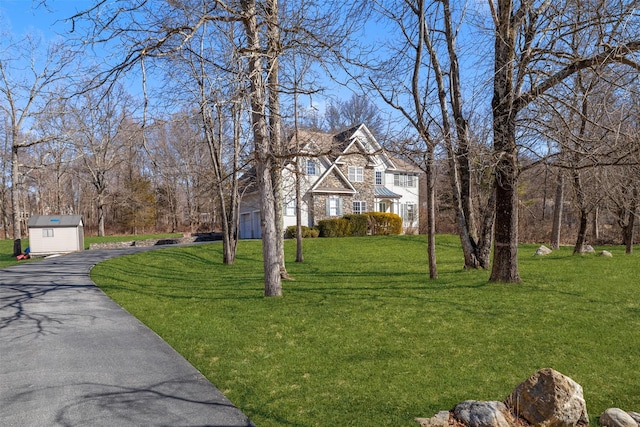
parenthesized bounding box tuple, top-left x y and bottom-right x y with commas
(89, 235, 640, 426)
(0, 233, 181, 269)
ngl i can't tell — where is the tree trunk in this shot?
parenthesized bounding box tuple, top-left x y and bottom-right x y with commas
(490, 159, 520, 283)
(489, 0, 520, 283)
(266, 0, 289, 280)
(97, 193, 106, 237)
(11, 144, 22, 256)
(489, 110, 520, 282)
(428, 0, 486, 270)
(624, 189, 637, 254)
(243, 0, 282, 297)
(272, 168, 289, 278)
(550, 170, 564, 250)
(572, 170, 588, 254)
(295, 158, 304, 263)
(591, 206, 599, 243)
(477, 190, 496, 268)
(426, 147, 438, 279)
(573, 209, 589, 255)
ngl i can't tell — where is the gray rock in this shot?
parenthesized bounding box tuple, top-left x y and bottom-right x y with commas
(535, 246, 553, 256)
(599, 408, 638, 427)
(505, 368, 588, 427)
(453, 400, 513, 427)
(599, 250, 613, 257)
(581, 245, 595, 253)
(628, 412, 640, 424)
(416, 411, 451, 427)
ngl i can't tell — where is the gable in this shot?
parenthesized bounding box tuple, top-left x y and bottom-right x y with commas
(311, 164, 356, 194)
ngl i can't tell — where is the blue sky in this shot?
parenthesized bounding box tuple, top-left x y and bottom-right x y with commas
(0, 1, 467, 129)
(0, 1, 91, 38)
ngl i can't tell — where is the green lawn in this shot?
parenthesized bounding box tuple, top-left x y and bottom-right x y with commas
(90, 235, 640, 426)
(0, 239, 31, 269)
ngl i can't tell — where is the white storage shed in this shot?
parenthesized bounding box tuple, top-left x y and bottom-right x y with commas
(27, 215, 84, 256)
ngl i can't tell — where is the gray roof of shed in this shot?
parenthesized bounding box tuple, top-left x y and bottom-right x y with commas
(28, 215, 83, 228)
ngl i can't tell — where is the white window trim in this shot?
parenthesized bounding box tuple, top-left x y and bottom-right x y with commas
(284, 200, 296, 217)
(394, 173, 417, 188)
(348, 166, 364, 183)
(375, 171, 384, 185)
(353, 201, 367, 215)
(326, 197, 343, 217)
(306, 159, 317, 176)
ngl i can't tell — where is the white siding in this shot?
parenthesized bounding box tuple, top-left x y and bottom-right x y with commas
(29, 226, 83, 255)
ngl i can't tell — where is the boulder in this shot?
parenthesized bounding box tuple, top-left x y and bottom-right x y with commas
(581, 245, 595, 253)
(629, 413, 640, 424)
(599, 408, 638, 427)
(535, 246, 553, 256)
(599, 250, 613, 257)
(453, 400, 514, 427)
(505, 368, 588, 427)
(416, 410, 452, 427)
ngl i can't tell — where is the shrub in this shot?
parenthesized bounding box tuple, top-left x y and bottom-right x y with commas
(284, 225, 319, 239)
(367, 212, 403, 235)
(317, 218, 351, 237)
(343, 214, 369, 236)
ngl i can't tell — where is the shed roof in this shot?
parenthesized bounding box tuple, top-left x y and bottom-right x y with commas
(28, 215, 83, 228)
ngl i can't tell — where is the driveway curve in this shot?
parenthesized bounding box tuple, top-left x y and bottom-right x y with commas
(0, 245, 254, 427)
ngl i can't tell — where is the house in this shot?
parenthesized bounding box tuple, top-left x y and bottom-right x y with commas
(27, 215, 85, 256)
(239, 124, 421, 239)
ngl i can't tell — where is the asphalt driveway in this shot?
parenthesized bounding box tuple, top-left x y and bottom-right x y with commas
(0, 246, 254, 427)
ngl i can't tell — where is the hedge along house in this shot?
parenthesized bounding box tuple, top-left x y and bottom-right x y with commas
(27, 215, 85, 256)
(239, 124, 421, 239)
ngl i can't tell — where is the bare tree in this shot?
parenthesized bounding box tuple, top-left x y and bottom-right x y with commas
(487, 0, 640, 282)
(68, 83, 134, 236)
(0, 33, 74, 255)
(325, 93, 386, 137)
(368, 0, 439, 278)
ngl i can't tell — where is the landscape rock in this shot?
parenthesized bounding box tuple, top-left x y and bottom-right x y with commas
(416, 411, 452, 427)
(505, 368, 588, 427)
(453, 400, 514, 427)
(535, 246, 553, 256)
(628, 412, 640, 424)
(599, 408, 638, 427)
(580, 245, 595, 253)
(599, 250, 613, 257)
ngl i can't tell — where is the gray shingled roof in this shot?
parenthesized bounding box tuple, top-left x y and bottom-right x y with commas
(28, 215, 83, 228)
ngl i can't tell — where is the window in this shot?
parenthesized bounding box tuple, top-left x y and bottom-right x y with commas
(400, 203, 417, 222)
(378, 202, 388, 213)
(394, 173, 417, 188)
(348, 166, 364, 182)
(43, 229, 54, 238)
(325, 197, 343, 217)
(307, 159, 317, 176)
(406, 204, 415, 222)
(284, 200, 296, 216)
(353, 201, 367, 215)
(375, 171, 383, 185)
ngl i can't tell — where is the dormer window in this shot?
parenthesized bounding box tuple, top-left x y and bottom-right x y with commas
(307, 159, 318, 176)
